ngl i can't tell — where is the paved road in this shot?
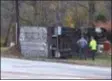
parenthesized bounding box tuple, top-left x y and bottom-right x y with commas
(1, 57, 111, 79)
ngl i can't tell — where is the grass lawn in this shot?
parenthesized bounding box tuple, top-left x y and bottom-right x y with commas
(67, 53, 111, 67)
(1, 47, 111, 67)
(1, 47, 9, 52)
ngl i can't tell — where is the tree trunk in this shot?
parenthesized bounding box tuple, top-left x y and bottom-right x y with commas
(88, 1, 95, 27)
(3, 17, 13, 46)
(75, 1, 79, 28)
(33, 0, 38, 26)
(3, 26, 11, 46)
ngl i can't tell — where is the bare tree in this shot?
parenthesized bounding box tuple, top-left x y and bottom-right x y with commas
(1, 1, 16, 46)
(104, 1, 111, 20)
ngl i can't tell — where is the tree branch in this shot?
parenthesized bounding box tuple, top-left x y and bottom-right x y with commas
(76, 2, 89, 11)
(20, 16, 33, 25)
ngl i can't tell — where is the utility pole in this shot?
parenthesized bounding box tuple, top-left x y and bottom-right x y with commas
(15, 0, 20, 50)
(55, 1, 61, 58)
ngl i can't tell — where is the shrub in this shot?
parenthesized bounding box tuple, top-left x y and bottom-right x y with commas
(95, 13, 107, 22)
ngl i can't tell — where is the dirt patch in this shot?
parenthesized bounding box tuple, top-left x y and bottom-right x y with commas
(1, 46, 22, 58)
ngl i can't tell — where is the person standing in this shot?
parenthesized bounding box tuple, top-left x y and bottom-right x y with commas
(89, 36, 97, 60)
(77, 36, 88, 60)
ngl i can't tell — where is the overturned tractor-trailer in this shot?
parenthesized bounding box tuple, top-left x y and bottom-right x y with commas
(48, 26, 107, 58)
(19, 26, 107, 58)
